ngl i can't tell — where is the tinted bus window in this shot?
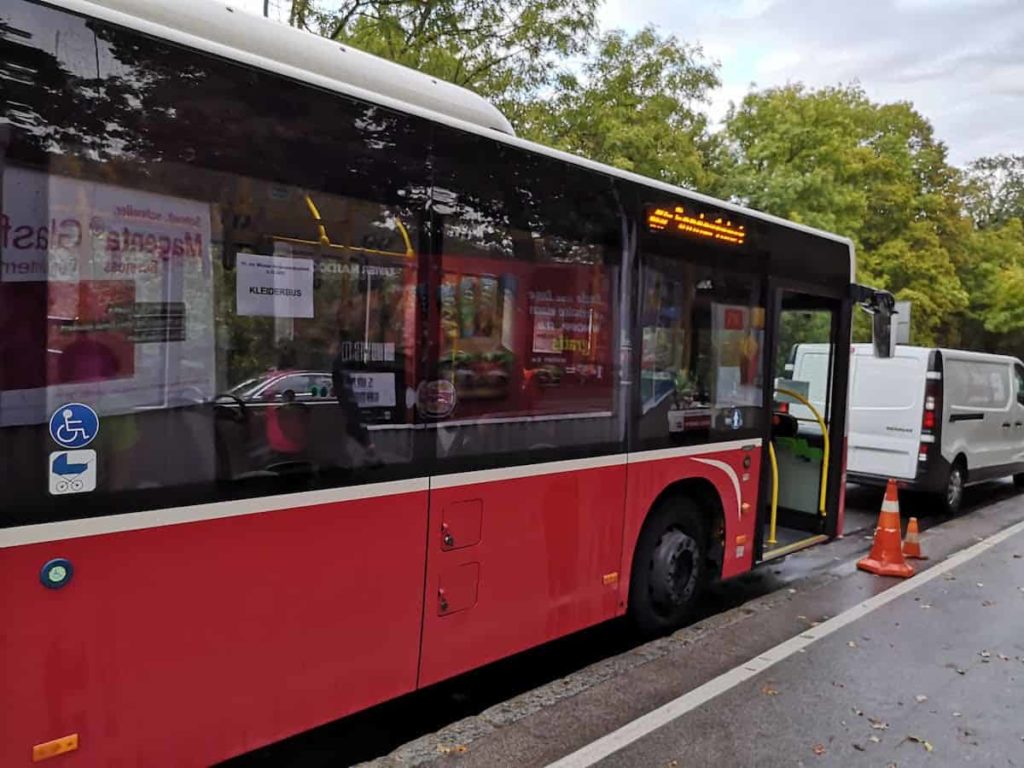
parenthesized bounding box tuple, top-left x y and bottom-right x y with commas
(0, 2, 430, 525)
(637, 252, 765, 450)
(428, 131, 626, 469)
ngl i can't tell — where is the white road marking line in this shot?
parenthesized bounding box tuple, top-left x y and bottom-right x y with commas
(547, 516, 1024, 768)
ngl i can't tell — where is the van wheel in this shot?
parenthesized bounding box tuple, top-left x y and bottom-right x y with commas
(629, 497, 707, 637)
(941, 460, 966, 515)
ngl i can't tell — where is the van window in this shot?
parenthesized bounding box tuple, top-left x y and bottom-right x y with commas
(947, 361, 1011, 409)
(851, 356, 920, 409)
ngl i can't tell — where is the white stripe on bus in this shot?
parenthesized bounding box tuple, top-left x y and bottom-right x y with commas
(0, 439, 760, 548)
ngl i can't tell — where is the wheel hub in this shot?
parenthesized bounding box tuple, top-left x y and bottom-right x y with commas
(649, 528, 699, 614)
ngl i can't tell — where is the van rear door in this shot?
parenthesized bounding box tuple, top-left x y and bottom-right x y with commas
(847, 351, 926, 481)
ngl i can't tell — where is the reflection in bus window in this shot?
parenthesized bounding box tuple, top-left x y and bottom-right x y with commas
(0, 2, 429, 524)
(638, 254, 765, 449)
(428, 131, 625, 466)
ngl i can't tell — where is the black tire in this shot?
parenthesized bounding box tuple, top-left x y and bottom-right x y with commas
(939, 459, 966, 516)
(628, 496, 708, 637)
(1014, 473, 1024, 489)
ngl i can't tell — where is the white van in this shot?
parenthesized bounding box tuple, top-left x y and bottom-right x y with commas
(789, 344, 1024, 514)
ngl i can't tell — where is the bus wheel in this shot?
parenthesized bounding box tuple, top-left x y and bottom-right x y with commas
(629, 497, 708, 636)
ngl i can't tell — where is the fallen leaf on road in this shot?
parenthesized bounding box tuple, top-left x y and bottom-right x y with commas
(762, 685, 779, 696)
(956, 667, 966, 675)
(1014, 554, 1021, 559)
(980, 650, 992, 659)
(915, 695, 928, 703)
(848, 641, 858, 648)
(869, 736, 881, 744)
(982, 600, 995, 607)
(999, 654, 1010, 661)
(812, 743, 826, 756)
(953, 712, 962, 717)
(977, 582, 985, 588)
(920, 604, 932, 609)
(869, 717, 890, 730)
(904, 735, 934, 752)
(437, 744, 469, 755)
(852, 743, 865, 752)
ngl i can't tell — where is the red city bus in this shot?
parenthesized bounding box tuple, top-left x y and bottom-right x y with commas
(0, 1, 892, 765)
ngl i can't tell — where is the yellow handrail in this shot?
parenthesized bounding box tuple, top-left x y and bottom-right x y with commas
(299, 193, 415, 258)
(767, 441, 779, 545)
(775, 387, 830, 517)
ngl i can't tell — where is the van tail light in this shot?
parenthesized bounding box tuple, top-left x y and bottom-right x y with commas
(918, 442, 929, 463)
(777, 401, 789, 414)
(922, 378, 940, 437)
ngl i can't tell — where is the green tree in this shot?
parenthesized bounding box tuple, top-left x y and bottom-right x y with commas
(516, 26, 720, 188)
(963, 154, 1024, 229)
(719, 84, 969, 345)
(287, 0, 600, 116)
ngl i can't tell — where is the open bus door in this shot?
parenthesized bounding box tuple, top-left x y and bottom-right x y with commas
(758, 284, 894, 561)
(759, 289, 847, 560)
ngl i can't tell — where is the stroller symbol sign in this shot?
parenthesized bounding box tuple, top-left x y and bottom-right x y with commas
(49, 450, 97, 495)
(49, 403, 99, 448)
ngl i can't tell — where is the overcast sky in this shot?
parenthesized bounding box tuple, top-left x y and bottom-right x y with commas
(233, 0, 1023, 166)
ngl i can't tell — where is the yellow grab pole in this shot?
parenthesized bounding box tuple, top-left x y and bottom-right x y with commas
(767, 441, 779, 545)
(775, 387, 830, 517)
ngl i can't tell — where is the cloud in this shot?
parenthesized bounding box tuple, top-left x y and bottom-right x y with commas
(599, 0, 1024, 164)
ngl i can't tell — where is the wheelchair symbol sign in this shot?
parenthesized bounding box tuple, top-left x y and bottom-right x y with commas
(49, 403, 99, 448)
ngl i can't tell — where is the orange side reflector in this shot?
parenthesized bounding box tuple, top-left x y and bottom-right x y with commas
(735, 535, 748, 545)
(32, 734, 78, 762)
(602, 572, 619, 586)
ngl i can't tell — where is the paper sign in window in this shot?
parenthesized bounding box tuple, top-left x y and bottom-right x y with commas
(236, 255, 314, 318)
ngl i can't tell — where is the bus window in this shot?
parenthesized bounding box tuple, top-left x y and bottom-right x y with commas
(427, 132, 625, 468)
(0, 3, 431, 526)
(636, 254, 765, 450)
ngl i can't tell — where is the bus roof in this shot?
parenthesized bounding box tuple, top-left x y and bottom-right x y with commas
(71, 0, 515, 135)
(63, 0, 856, 262)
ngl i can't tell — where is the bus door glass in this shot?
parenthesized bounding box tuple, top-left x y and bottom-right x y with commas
(764, 291, 839, 556)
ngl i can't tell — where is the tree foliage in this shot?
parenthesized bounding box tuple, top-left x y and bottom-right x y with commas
(516, 26, 720, 188)
(718, 84, 970, 345)
(963, 154, 1024, 229)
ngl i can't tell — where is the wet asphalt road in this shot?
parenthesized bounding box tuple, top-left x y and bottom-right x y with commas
(592, 515, 1024, 768)
(223, 481, 1022, 768)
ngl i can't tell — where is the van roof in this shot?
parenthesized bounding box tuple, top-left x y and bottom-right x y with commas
(851, 344, 1022, 365)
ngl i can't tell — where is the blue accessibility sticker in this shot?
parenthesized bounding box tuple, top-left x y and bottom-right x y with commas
(49, 403, 99, 449)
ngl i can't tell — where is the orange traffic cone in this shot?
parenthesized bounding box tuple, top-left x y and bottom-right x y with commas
(857, 479, 915, 578)
(902, 517, 927, 560)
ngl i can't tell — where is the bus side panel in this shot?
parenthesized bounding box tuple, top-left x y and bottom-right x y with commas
(0, 491, 428, 768)
(418, 464, 626, 688)
(620, 445, 761, 597)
